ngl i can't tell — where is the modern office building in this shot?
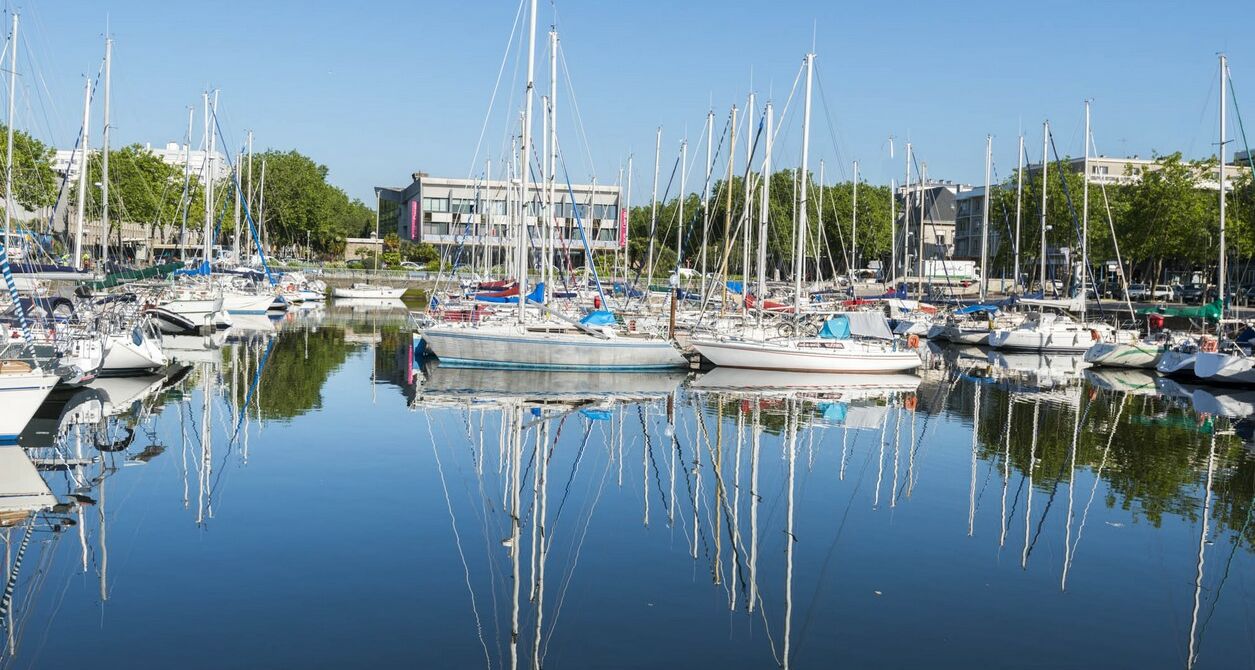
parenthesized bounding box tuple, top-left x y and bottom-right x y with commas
(375, 172, 623, 268)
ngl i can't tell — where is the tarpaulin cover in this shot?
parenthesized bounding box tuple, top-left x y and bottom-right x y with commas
(579, 310, 617, 326)
(1136, 299, 1222, 323)
(819, 315, 851, 340)
(837, 311, 895, 340)
(475, 283, 545, 304)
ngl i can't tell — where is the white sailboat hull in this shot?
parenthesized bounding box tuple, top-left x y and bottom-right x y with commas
(424, 326, 687, 370)
(988, 327, 1098, 352)
(0, 369, 59, 441)
(161, 295, 224, 324)
(1083, 340, 1163, 369)
(691, 338, 922, 373)
(102, 328, 167, 374)
(331, 285, 407, 299)
(223, 291, 277, 315)
(1156, 350, 1197, 376)
(1193, 352, 1255, 386)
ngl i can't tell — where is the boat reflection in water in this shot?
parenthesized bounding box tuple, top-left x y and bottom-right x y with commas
(1, 315, 1253, 668)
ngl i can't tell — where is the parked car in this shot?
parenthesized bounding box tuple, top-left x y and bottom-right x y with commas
(1150, 285, 1173, 300)
(399, 261, 423, 271)
(1126, 283, 1150, 300)
(1182, 283, 1207, 303)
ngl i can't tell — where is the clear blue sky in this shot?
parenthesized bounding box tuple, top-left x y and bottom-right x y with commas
(13, 0, 1253, 205)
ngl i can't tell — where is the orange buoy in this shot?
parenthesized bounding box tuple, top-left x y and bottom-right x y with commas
(907, 333, 921, 349)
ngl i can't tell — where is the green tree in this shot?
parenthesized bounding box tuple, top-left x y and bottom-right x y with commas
(0, 124, 58, 212)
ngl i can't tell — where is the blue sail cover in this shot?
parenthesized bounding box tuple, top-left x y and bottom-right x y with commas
(957, 303, 1000, 315)
(818, 315, 851, 340)
(726, 280, 745, 295)
(579, 310, 617, 326)
(173, 261, 212, 277)
(475, 282, 546, 304)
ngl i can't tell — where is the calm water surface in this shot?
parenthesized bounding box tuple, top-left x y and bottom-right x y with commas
(3, 304, 1254, 669)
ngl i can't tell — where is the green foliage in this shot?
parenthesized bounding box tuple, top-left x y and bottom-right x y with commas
(251, 149, 376, 254)
(0, 124, 58, 211)
(626, 168, 894, 281)
(85, 143, 196, 241)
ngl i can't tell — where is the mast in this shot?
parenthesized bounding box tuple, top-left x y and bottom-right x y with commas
(852, 160, 859, 281)
(903, 142, 912, 288)
(1081, 102, 1091, 319)
(547, 27, 558, 293)
(677, 139, 686, 283)
(723, 104, 737, 311)
(742, 92, 755, 316)
(516, 0, 538, 323)
(889, 176, 895, 287)
(917, 163, 926, 300)
(624, 155, 632, 284)
(233, 147, 241, 262)
(701, 110, 713, 298)
(246, 130, 253, 220)
(1218, 54, 1227, 310)
(980, 135, 991, 301)
(73, 78, 91, 270)
(181, 107, 192, 261)
(817, 160, 824, 281)
(202, 92, 212, 265)
(757, 102, 773, 321)
(1014, 134, 1024, 291)
(794, 53, 814, 308)
(101, 36, 111, 266)
(257, 158, 267, 265)
(2, 12, 16, 254)
(646, 127, 660, 289)
(1040, 121, 1049, 296)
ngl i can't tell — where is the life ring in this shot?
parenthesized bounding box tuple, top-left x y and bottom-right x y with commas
(628, 319, 637, 332)
(1090, 329, 1101, 341)
(905, 394, 918, 411)
(1201, 336, 1218, 353)
(907, 333, 921, 349)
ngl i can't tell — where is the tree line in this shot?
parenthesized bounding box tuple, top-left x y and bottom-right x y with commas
(619, 155, 1255, 286)
(0, 124, 375, 260)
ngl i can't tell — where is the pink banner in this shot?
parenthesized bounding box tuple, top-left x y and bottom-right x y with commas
(619, 210, 628, 248)
(410, 200, 418, 239)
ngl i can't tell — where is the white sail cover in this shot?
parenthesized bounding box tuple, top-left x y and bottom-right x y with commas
(1018, 295, 1084, 312)
(833, 311, 895, 340)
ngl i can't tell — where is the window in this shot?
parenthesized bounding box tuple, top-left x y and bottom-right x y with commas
(451, 198, 476, 214)
(423, 196, 449, 213)
(1091, 165, 1109, 175)
(488, 199, 507, 215)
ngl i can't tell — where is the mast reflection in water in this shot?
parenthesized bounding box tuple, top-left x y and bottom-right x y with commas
(0, 306, 1253, 668)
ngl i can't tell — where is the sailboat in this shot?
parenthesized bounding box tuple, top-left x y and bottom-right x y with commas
(0, 346, 60, 442)
(1189, 55, 1255, 386)
(423, 2, 685, 372)
(990, 113, 1128, 354)
(691, 54, 921, 375)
